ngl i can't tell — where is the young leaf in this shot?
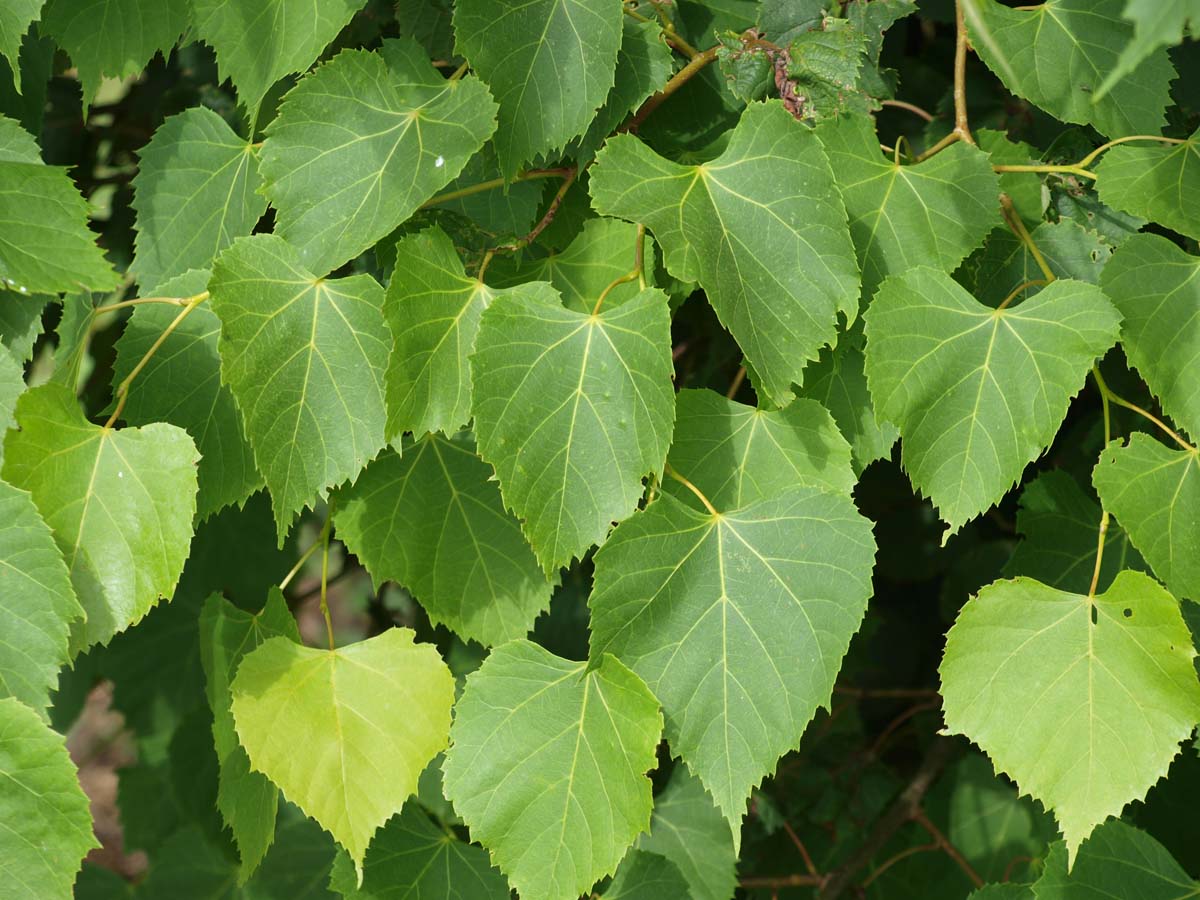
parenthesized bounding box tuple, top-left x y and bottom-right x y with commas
(1095, 130, 1200, 242)
(606, 850, 692, 900)
(1033, 819, 1198, 897)
(40, 0, 188, 105)
(1093, 434, 1200, 602)
(452, 0, 622, 177)
(863, 269, 1121, 535)
(190, 0, 368, 116)
(815, 113, 1002, 298)
(131, 108, 267, 295)
(231, 627, 455, 878)
(1100, 234, 1200, 440)
(0, 1, 42, 92)
(2, 383, 199, 651)
(0, 160, 118, 294)
(664, 388, 855, 512)
(382, 225, 491, 440)
(1004, 470, 1144, 595)
(470, 283, 675, 572)
(112, 269, 262, 520)
(327, 804, 510, 899)
(590, 487, 876, 834)
(209, 235, 390, 540)
(260, 40, 498, 275)
(442, 640, 662, 900)
(940, 571, 1200, 861)
(638, 766, 738, 900)
(966, 0, 1175, 138)
(591, 100, 859, 405)
(335, 434, 551, 647)
(0, 478, 83, 715)
(199, 589, 300, 880)
(0, 697, 98, 898)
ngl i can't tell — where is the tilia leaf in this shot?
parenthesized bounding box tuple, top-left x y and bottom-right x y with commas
(0, 1, 43, 93)
(209, 235, 390, 540)
(1095, 130, 1200, 243)
(940, 571, 1200, 861)
(2, 383, 198, 652)
(231, 628, 455, 879)
(590, 100, 860, 405)
(442, 640, 662, 900)
(863, 269, 1121, 535)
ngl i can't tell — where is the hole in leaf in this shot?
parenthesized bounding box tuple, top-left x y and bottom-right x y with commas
(1090, 604, 1098, 625)
(1123, 608, 1133, 618)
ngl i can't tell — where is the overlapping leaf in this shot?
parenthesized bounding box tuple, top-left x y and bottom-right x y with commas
(1100, 235, 1200, 440)
(966, 0, 1175, 138)
(940, 571, 1200, 860)
(664, 388, 855, 511)
(1097, 0, 1200, 99)
(327, 804, 510, 899)
(590, 487, 876, 833)
(131, 107, 267, 295)
(816, 113, 1001, 298)
(231, 627, 455, 877)
(965, 221, 1111, 309)
(470, 282, 674, 572)
(209, 235, 390, 539)
(863, 269, 1121, 534)
(0, 479, 82, 714)
(1093, 434, 1200, 602)
(442, 640, 662, 900)
(1095, 131, 1200, 242)
(1033, 819, 1199, 898)
(2, 383, 198, 651)
(190, 0, 368, 115)
(382, 225, 491, 440)
(0, 289, 45, 363)
(606, 851, 691, 900)
(452, 0, 622, 177)
(591, 100, 859, 404)
(260, 39, 497, 275)
(113, 269, 261, 520)
(199, 590, 299, 880)
(335, 434, 551, 647)
(41, 0, 188, 104)
(0, 697, 98, 899)
(0, 1, 42, 92)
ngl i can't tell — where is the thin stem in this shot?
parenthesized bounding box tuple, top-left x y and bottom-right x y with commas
(782, 819, 822, 880)
(1092, 366, 1195, 452)
(92, 296, 191, 316)
(914, 812, 985, 888)
(420, 167, 572, 208)
(500, 167, 578, 251)
(915, 130, 960, 162)
(318, 504, 335, 651)
(999, 194, 1055, 282)
(280, 537, 323, 591)
(663, 463, 720, 517)
(625, 45, 720, 132)
(881, 98, 935, 122)
(726, 365, 746, 399)
(622, 4, 700, 58)
(1075, 134, 1186, 169)
(996, 279, 1046, 311)
(591, 224, 645, 314)
(893, 135, 910, 166)
(103, 292, 209, 429)
(476, 248, 496, 282)
(739, 874, 824, 890)
(992, 163, 1097, 180)
(835, 686, 939, 700)
(448, 61, 469, 81)
(861, 842, 940, 888)
(953, 0, 974, 144)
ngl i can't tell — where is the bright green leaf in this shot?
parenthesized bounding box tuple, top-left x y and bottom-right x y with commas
(209, 234, 390, 540)
(0, 697, 97, 898)
(1100, 236, 1200, 441)
(664, 388, 855, 511)
(863, 269, 1121, 534)
(452, 0, 622, 177)
(231, 627, 455, 876)
(1095, 131, 1200, 242)
(590, 487, 876, 833)
(1093, 434, 1200, 602)
(470, 282, 674, 572)
(335, 434, 551, 647)
(327, 804, 510, 899)
(605, 850, 691, 900)
(260, 40, 497, 275)
(966, 0, 1175, 138)
(2, 382, 198, 651)
(131, 108, 266, 295)
(442, 640, 662, 900)
(0, 479, 82, 714)
(940, 571, 1200, 860)
(113, 268, 261, 520)
(190, 0, 368, 115)
(592, 100, 860, 404)
(199, 589, 299, 880)
(816, 112, 1001, 298)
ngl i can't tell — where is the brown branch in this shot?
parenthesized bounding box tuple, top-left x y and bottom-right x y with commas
(783, 819, 822, 880)
(497, 167, 578, 251)
(739, 873, 824, 889)
(624, 46, 720, 132)
(914, 811, 985, 888)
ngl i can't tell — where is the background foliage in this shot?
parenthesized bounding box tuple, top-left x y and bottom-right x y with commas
(1, 0, 1198, 898)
